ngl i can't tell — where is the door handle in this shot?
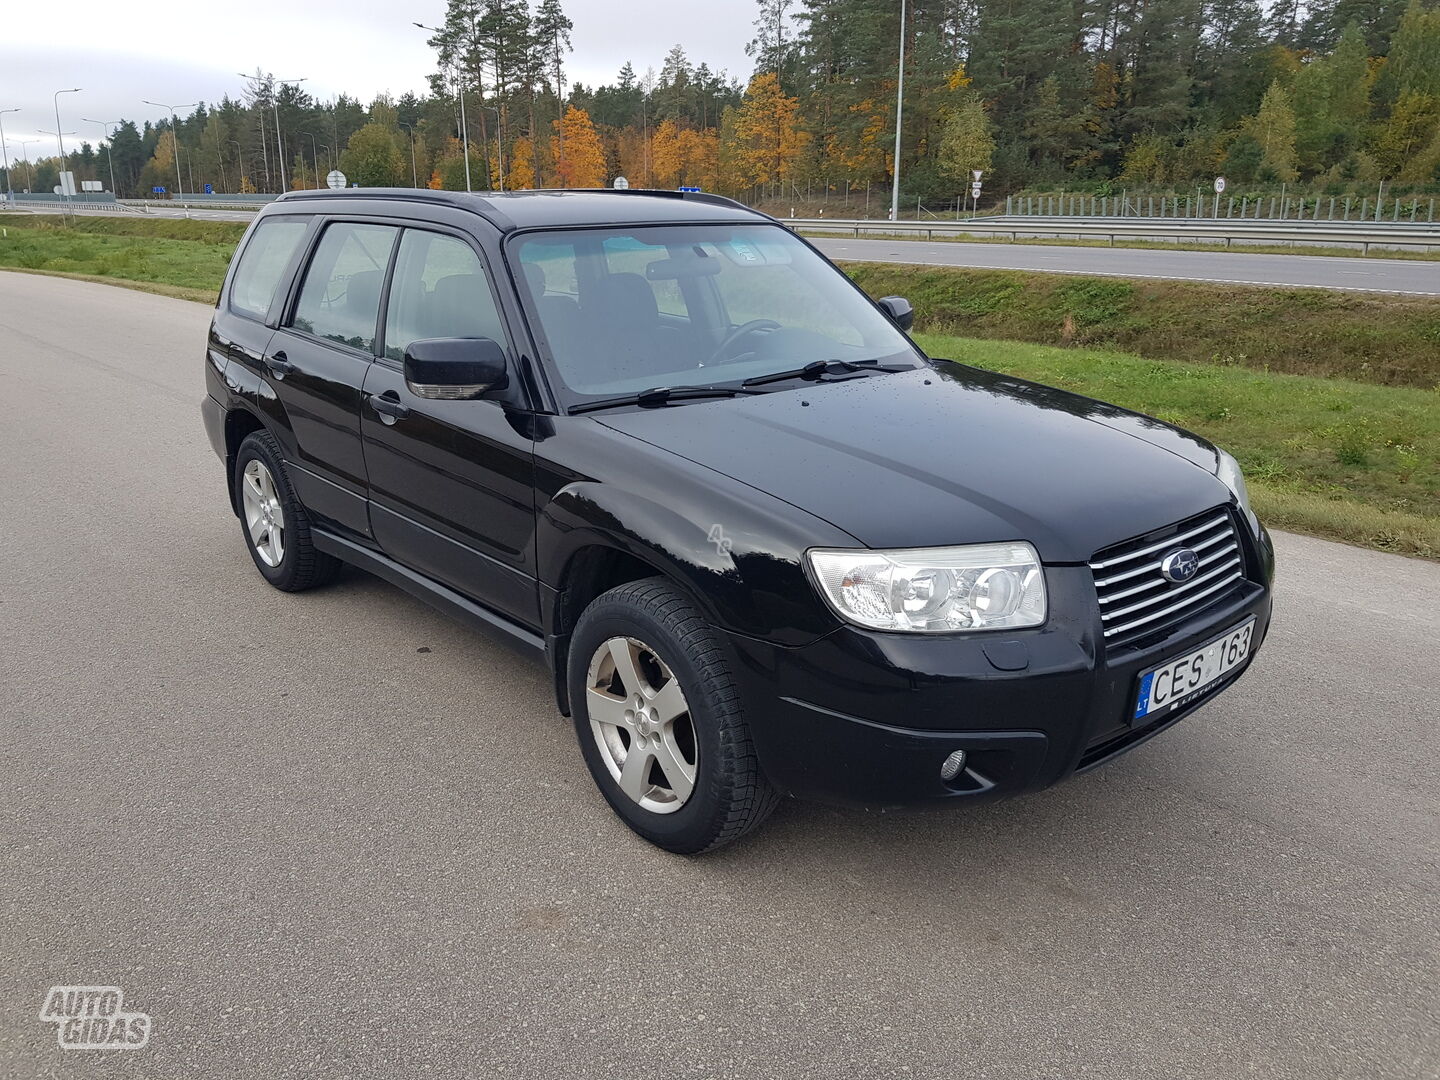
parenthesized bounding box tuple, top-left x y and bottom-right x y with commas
(368, 392, 411, 421)
(265, 350, 295, 377)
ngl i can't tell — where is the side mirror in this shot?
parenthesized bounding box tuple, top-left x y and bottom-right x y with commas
(878, 295, 914, 331)
(403, 337, 509, 400)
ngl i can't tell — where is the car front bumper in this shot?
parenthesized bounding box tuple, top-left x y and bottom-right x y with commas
(723, 527, 1275, 808)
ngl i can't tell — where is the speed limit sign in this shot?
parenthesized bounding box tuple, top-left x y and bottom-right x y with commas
(1214, 176, 1227, 194)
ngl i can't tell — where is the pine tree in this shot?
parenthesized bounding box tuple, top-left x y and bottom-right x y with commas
(533, 0, 574, 100)
(747, 0, 799, 89)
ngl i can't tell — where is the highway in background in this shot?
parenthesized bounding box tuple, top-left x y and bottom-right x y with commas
(2, 272, 1437, 1079)
(811, 235, 1440, 296)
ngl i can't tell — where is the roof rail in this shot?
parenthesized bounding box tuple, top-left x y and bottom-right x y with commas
(273, 188, 516, 230)
(581, 187, 774, 218)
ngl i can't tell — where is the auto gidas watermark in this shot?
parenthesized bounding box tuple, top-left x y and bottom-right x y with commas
(39, 986, 151, 1050)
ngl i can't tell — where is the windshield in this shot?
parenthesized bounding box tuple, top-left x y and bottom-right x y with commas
(510, 224, 924, 404)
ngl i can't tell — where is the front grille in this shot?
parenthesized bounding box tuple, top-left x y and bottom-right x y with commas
(1089, 507, 1244, 646)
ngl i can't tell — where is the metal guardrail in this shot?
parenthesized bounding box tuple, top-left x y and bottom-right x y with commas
(4, 195, 146, 215)
(786, 217, 1440, 253)
(121, 198, 273, 212)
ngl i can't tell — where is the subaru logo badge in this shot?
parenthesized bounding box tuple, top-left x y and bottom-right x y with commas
(1160, 548, 1200, 583)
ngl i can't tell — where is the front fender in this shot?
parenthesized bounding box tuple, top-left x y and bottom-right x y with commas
(538, 480, 850, 647)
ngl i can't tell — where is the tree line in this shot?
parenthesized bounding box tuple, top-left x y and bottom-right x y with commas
(8, 0, 1440, 205)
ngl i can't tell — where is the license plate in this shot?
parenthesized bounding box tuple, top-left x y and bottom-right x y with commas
(1134, 619, 1255, 722)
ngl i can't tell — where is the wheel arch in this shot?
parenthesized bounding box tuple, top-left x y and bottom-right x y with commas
(222, 407, 271, 516)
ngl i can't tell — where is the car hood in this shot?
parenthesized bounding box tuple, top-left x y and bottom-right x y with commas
(593, 362, 1232, 564)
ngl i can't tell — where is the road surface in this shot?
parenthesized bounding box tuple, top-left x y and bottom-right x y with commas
(10, 202, 1440, 294)
(812, 235, 1440, 296)
(1, 272, 1436, 1079)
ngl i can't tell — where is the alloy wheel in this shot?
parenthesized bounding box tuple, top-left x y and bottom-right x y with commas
(585, 636, 698, 814)
(241, 459, 286, 568)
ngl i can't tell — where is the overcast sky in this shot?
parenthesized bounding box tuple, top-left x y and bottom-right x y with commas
(3, 0, 759, 160)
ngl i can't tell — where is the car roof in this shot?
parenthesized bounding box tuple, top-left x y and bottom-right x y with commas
(270, 188, 771, 232)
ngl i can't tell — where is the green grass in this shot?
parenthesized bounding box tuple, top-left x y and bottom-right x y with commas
(846, 262, 1440, 389)
(0, 215, 242, 299)
(915, 333, 1440, 559)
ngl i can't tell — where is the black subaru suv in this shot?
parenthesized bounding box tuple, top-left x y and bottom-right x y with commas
(202, 188, 1274, 853)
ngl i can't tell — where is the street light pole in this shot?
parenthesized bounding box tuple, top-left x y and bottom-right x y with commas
(54, 89, 82, 208)
(142, 99, 197, 216)
(889, 0, 906, 222)
(0, 109, 18, 200)
(82, 119, 121, 196)
(13, 139, 38, 192)
(415, 22, 472, 193)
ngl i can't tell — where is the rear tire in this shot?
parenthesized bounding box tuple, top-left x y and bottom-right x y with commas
(568, 578, 779, 854)
(233, 430, 341, 592)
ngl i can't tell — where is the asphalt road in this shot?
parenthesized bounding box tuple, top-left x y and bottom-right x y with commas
(811, 235, 1440, 296)
(11, 203, 1440, 294)
(1, 272, 1437, 1080)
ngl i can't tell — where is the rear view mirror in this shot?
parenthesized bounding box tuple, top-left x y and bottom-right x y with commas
(404, 337, 509, 400)
(878, 296, 915, 332)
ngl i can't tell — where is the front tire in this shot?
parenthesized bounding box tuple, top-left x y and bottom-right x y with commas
(568, 579, 779, 854)
(233, 430, 341, 592)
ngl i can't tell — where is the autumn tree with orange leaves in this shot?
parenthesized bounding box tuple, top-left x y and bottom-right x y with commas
(551, 106, 608, 187)
(732, 73, 807, 185)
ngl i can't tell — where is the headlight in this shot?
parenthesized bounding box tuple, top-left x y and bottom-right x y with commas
(1215, 449, 1251, 514)
(807, 542, 1046, 633)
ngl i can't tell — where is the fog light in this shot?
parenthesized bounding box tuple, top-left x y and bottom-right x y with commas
(939, 750, 967, 781)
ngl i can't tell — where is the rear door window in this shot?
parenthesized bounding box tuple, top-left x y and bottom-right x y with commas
(228, 217, 308, 320)
(290, 222, 399, 354)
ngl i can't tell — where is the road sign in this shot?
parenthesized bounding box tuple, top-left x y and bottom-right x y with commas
(1214, 176, 1226, 194)
(152, 187, 166, 195)
(81, 179, 103, 192)
(613, 176, 630, 190)
(326, 170, 347, 190)
(678, 185, 701, 193)
(204, 183, 214, 194)
(59, 171, 77, 197)
(972, 170, 984, 182)
(970, 183, 982, 199)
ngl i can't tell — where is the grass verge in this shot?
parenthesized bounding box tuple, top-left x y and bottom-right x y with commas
(0, 215, 242, 296)
(848, 262, 1440, 389)
(915, 333, 1439, 559)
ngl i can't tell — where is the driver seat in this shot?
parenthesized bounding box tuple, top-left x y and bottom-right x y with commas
(585, 273, 677, 382)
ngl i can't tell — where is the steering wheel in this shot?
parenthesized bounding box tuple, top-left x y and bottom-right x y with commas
(710, 319, 782, 365)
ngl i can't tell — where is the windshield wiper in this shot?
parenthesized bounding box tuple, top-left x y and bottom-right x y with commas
(569, 384, 764, 414)
(740, 358, 911, 389)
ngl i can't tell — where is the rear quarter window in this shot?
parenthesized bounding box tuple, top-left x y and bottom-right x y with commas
(228, 217, 309, 320)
